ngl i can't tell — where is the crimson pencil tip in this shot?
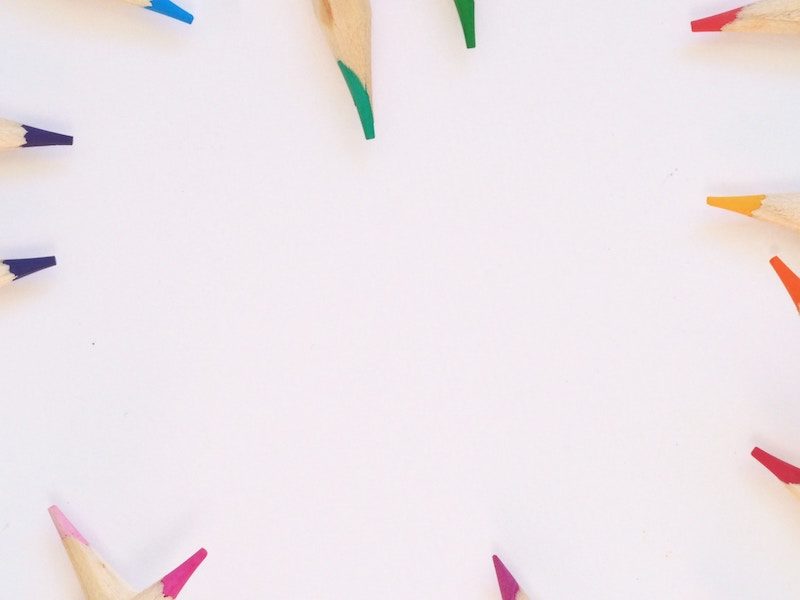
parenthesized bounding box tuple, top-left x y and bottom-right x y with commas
(48, 506, 89, 545)
(770, 256, 800, 314)
(493, 555, 521, 600)
(161, 548, 207, 598)
(752, 447, 800, 484)
(691, 7, 743, 31)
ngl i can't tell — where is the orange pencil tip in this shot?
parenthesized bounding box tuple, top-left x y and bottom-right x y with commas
(707, 194, 765, 217)
(770, 256, 800, 314)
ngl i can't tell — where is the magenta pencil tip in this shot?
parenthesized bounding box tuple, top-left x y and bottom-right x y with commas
(48, 505, 89, 545)
(493, 555, 521, 600)
(161, 548, 207, 598)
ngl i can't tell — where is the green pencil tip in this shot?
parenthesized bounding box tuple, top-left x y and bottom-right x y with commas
(454, 0, 475, 48)
(337, 61, 375, 140)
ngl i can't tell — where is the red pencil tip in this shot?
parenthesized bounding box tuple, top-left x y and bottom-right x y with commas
(691, 7, 743, 31)
(493, 555, 521, 600)
(770, 256, 800, 314)
(48, 505, 89, 545)
(161, 548, 207, 598)
(752, 447, 800, 484)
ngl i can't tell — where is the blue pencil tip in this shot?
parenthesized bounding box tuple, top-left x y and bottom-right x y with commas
(146, 0, 194, 23)
(4, 256, 57, 281)
(22, 125, 73, 147)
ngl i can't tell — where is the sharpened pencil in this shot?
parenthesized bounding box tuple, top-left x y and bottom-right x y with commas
(49, 505, 207, 600)
(692, 0, 800, 33)
(453, 0, 476, 48)
(707, 193, 800, 233)
(0, 119, 72, 150)
(313, 0, 374, 139)
(493, 555, 529, 600)
(123, 0, 193, 24)
(0, 256, 56, 288)
(769, 256, 800, 314)
(752, 447, 800, 499)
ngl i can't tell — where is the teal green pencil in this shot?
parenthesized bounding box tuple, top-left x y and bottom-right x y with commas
(313, 0, 374, 139)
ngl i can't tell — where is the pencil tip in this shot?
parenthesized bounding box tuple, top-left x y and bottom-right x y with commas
(5, 256, 56, 281)
(48, 506, 89, 545)
(146, 0, 194, 24)
(753, 447, 800, 484)
(161, 548, 207, 598)
(707, 194, 765, 217)
(691, 7, 743, 32)
(493, 555, 521, 600)
(454, 0, 476, 48)
(22, 125, 72, 147)
(337, 61, 375, 140)
(770, 256, 800, 314)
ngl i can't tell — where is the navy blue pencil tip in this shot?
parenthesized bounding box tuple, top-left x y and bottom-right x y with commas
(5, 256, 57, 281)
(146, 0, 194, 24)
(22, 125, 73, 147)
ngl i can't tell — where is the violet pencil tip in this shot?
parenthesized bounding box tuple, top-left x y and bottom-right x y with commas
(22, 125, 72, 148)
(5, 256, 56, 281)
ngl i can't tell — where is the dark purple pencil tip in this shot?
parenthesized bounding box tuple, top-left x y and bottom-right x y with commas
(4, 256, 57, 280)
(22, 125, 73, 147)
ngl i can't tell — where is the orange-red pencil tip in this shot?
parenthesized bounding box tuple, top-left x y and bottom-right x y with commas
(752, 447, 800, 484)
(691, 7, 743, 32)
(770, 256, 800, 314)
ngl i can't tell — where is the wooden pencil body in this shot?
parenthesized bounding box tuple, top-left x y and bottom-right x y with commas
(728, 0, 800, 32)
(0, 119, 28, 149)
(60, 536, 135, 600)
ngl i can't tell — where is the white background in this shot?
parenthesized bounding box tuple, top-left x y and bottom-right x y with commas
(3, 1, 800, 598)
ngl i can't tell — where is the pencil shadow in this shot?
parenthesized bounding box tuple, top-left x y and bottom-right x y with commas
(0, 151, 72, 184)
(683, 35, 800, 78)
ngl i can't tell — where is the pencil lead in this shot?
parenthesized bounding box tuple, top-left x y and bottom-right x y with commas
(337, 61, 374, 140)
(493, 555, 523, 600)
(454, 0, 476, 48)
(160, 548, 207, 598)
(707, 194, 766, 217)
(48, 505, 89, 545)
(752, 447, 800, 484)
(146, 0, 194, 24)
(770, 257, 800, 314)
(21, 125, 73, 147)
(5, 256, 56, 281)
(691, 7, 743, 32)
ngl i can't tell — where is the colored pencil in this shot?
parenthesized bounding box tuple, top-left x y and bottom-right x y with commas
(769, 256, 800, 314)
(0, 119, 72, 150)
(0, 256, 56, 288)
(453, 0, 476, 48)
(707, 193, 800, 233)
(49, 505, 207, 600)
(692, 0, 800, 32)
(313, 0, 374, 139)
(493, 555, 529, 600)
(124, 0, 194, 24)
(752, 447, 800, 499)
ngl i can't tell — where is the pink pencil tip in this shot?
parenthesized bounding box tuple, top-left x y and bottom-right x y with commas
(493, 555, 521, 600)
(752, 447, 800, 484)
(48, 505, 89, 545)
(691, 7, 743, 31)
(161, 548, 207, 598)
